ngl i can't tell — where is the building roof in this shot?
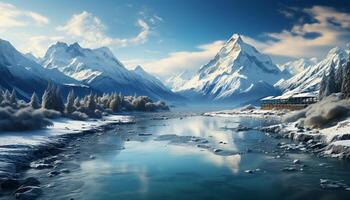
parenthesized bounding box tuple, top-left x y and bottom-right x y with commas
(261, 91, 318, 101)
(261, 96, 275, 100)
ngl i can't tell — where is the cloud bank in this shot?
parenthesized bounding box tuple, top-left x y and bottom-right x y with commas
(0, 2, 49, 29)
(56, 11, 151, 48)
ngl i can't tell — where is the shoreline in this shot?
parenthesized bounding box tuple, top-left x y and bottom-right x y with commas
(0, 114, 135, 197)
(204, 107, 350, 161)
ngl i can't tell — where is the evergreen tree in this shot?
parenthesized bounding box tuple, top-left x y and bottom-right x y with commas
(74, 97, 81, 108)
(10, 89, 17, 104)
(0, 88, 4, 104)
(109, 94, 119, 112)
(324, 62, 337, 97)
(342, 55, 350, 98)
(42, 83, 64, 113)
(319, 72, 327, 100)
(87, 93, 96, 111)
(335, 63, 344, 93)
(29, 92, 40, 109)
(3, 90, 11, 102)
(65, 90, 76, 114)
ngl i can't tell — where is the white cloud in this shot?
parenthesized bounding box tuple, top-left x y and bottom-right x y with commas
(0, 2, 49, 29)
(260, 6, 350, 58)
(138, 40, 225, 78)
(56, 11, 150, 48)
(20, 35, 65, 57)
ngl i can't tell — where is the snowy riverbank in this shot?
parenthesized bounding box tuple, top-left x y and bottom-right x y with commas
(203, 105, 287, 119)
(205, 105, 350, 160)
(0, 114, 134, 197)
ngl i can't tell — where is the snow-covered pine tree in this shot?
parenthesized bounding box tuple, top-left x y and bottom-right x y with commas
(54, 86, 64, 113)
(109, 94, 119, 112)
(319, 72, 327, 100)
(342, 55, 350, 98)
(0, 88, 3, 104)
(324, 62, 337, 97)
(66, 90, 76, 114)
(10, 89, 17, 104)
(42, 83, 64, 113)
(87, 93, 96, 111)
(74, 97, 81, 108)
(29, 92, 40, 109)
(335, 63, 344, 93)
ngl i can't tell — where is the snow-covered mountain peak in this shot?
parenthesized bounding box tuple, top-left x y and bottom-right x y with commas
(94, 47, 116, 59)
(178, 34, 282, 103)
(134, 65, 146, 74)
(165, 70, 193, 91)
(42, 42, 129, 82)
(326, 46, 347, 60)
(0, 38, 13, 49)
(276, 46, 349, 94)
(279, 58, 318, 76)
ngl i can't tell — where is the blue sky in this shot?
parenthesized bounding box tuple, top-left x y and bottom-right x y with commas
(1, 0, 350, 79)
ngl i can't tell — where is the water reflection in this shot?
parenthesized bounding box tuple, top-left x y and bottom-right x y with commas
(169, 145, 241, 174)
(37, 115, 308, 200)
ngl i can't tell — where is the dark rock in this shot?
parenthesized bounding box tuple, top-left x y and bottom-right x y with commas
(30, 163, 54, 170)
(282, 167, 298, 172)
(138, 133, 152, 136)
(15, 186, 42, 200)
(21, 177, 40, 187)
(213, 149, 222, 153)
(60, 169, 70, 173)
(293, 159, 301, 164)
(47, 171, 60, 177)
(320, 179, 348, 190)
(1, 178, 20, 190)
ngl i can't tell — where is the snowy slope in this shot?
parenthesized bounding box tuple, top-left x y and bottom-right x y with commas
(165, 70, 193, 92)
(0, 39, 91, 99)
(41, 42, 182, 101)
(132, 65, 171, 92)
(23, 52, 40, 64)
(276, 47, 349, 94)
(278, 58, 317, 76)
(0, 39, 82, 85)
(177, 34, 282, 104)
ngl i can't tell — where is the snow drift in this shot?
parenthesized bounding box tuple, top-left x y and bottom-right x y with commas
(283, 94, 350, 129)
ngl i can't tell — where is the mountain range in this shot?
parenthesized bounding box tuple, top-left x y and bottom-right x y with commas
(0, 39, 182, 102)
(166, 35, 349, 105)
(173, 34, 283, 105)
(1, 34, 348, 105)
(275, 47, 349, 94)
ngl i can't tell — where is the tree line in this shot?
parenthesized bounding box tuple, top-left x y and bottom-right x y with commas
(0, 84, 169, 131)
(319, 55, 350, 100)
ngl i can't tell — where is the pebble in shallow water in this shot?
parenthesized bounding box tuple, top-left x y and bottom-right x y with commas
(47, 171, 60, 177)
(320, 179, 348, 190)
(293, 159, 301, 164)
(15, 186, 42, 200)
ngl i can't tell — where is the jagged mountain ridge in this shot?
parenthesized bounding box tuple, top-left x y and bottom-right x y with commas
(176, 34, 282, 104)
(278, 58, 318, 77)
(165, 70, 193, 92)
(276, 47, 349, 94)
(0, 39, 91, 99)
(41, 42, 182, 101)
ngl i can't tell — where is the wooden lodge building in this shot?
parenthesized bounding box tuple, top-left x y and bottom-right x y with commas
(260, 92, 318, 110)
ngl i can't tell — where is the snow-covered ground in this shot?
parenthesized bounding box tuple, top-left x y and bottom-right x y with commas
(204, 105, 286, 119)
(0, 115, 134, 147)
(205, 106, 350, 160)
(0, 114, 135, 185)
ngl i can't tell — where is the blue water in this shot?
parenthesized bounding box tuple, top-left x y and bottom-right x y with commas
(23, 114, 350, 200)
